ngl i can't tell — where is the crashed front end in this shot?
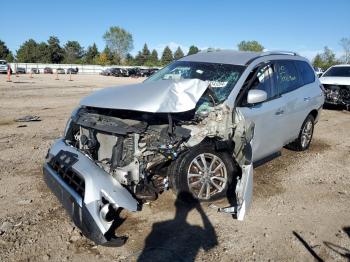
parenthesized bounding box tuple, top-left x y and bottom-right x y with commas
(323, 84, 350, 108)
(43, 79, 254, 245)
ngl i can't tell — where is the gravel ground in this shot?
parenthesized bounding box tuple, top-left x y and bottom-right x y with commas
(0, 74, 349, 262)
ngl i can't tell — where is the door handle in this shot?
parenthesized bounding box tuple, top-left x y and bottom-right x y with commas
(304, 97, 311, 101)
(275, 109, 284, 115)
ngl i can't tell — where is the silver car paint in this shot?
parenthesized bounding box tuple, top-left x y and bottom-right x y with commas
(46, 139, 139, 235)
(80, 79, 209, 113)
(218, 55, 324, 162)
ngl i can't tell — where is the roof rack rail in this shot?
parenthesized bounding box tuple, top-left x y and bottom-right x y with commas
(245, 50, 300, 65)
(262, 50, 299, 56)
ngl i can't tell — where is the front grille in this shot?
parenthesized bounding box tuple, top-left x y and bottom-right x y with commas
(49, 151, 85, 198)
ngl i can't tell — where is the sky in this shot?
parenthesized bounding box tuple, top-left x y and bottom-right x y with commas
(1, 0, 349, 60)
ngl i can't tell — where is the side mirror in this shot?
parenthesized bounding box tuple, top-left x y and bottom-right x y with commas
(247, 90, 267, 104)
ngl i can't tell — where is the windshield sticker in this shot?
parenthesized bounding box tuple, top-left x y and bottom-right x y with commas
(209, 81, 228, 88)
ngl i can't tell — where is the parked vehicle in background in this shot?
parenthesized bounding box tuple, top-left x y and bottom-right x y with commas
(16, 67, 26, 74)
(44, 67, 53, 74)
(127, 67, 142, 77)
(100, 68, 112, 76)
(0, 60, 9, 74)
(320, 64, 350, 109)
(120, 68, 129, 77)
(67, 67, 79, 74)
(43, 50, 324, 246)
(31, 68, 40, 74)
(149, 68, 159, 76)
(314, 67, 323, 77)
(110, 68, 124, 77)
(56, 68, 65, 74)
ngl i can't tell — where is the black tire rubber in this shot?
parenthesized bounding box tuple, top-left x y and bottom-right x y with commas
(285, 114, 315, 151)
(168, 143, 237, 201)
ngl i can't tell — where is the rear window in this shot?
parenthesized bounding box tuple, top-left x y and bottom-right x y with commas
(323, 66, 350, 77)
(295, 61, 315, 85)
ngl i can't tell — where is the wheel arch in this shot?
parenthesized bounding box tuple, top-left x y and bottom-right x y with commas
(309, 109, 318, 121)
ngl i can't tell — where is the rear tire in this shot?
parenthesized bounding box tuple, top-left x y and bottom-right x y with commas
(168, 144, 237, 201)
(286, 114, 314, 151)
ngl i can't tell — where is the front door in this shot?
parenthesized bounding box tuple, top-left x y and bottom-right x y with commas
(237, 63, 286, 162)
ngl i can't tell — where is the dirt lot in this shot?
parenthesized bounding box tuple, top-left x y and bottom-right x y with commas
(0, 74, 349, 262)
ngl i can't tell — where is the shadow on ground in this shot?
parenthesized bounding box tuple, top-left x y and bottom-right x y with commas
(293, 227, 350, 262)
(134, 192, 218, 262)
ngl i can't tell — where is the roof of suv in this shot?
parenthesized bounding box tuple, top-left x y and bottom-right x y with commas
(180, 50, 301, 66)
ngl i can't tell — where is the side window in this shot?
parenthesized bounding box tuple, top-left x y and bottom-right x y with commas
(275, 60, 301, 94)
(295, 60, 315, 85)
(250, 64, 278, 100)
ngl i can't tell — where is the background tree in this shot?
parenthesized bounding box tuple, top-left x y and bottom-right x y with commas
(64, 41, 84, 64)
(112, 52, 122, 65)
(174, 47, 184, 60)
(84, 43, 99, 64)
(97, 52, 109, 65)
(102, 46, 113, 65)
(141, 43, 151, 64)
(339, 37, 350, 63)
(125, 53, 135, 65)
(161, 46, 173, 65)
(187, 45, 199, 55)
(149, 49, 159, 65)
(134, 51, 143, 66)
(238, 40, 264, 52)
(16, 39, 38, 62)
(312, 54, 323, 69)
(103, 26, 133, 61)
(36, 42, 50, 63)
(6, 52, 14, 62)
(312, 46, 339, 70)
(0, 40, 14, 61)
(48, 36, 64, 63)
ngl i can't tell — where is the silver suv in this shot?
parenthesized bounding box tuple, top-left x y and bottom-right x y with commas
(43, 50, 324, 245)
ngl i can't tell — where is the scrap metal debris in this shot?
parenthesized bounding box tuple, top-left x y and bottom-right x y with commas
(15, 115, 41, 122)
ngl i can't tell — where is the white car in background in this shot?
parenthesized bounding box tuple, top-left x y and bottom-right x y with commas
(0, 60, 9, 74)
(320, 64, 350, 109)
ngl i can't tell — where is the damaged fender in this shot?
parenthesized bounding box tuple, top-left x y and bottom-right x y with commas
(232, 109, 254, 220)
(212, 109, 254, 220)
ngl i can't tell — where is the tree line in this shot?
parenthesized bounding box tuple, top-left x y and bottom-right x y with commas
(0, 26, 200, 67)
(0, 25, 349, 69)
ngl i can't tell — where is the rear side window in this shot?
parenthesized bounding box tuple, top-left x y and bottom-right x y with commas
(275, 60, 301, 94)
(295, 61, 315, 85)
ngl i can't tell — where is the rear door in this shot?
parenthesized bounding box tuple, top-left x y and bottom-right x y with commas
(274, 60, 316, 143)
(273, 60, 303, 142)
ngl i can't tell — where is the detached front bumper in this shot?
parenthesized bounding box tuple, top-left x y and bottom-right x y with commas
(43, 139, 139, 246)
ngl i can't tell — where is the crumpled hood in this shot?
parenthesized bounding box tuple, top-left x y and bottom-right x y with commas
(320, 76, 350, 85)
(80, 79, 209, 113)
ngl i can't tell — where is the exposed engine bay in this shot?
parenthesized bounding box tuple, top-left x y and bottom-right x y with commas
(323, 84, 350, 108)
(63, 101, 248, 203)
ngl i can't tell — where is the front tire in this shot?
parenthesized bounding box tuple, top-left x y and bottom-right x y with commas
(286, 114, 315, 151)
(169, 144, 237, 201)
